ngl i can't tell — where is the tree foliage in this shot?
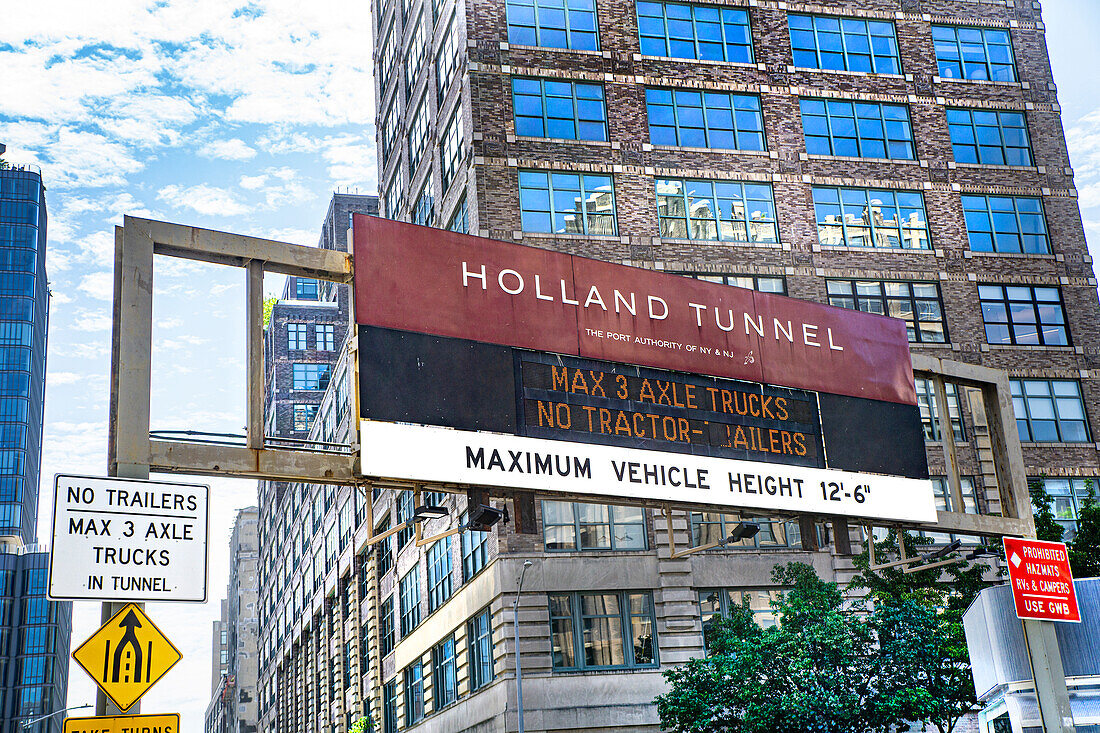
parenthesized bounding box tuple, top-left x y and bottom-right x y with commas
(349, 716, 373, 733)
(1069, 479, 1100, 578)
(658, 553, 998, 733)
(1028, 476, 1065, 543)
(262, 296, 278, 330)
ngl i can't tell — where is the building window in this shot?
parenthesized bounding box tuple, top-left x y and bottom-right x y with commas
(460, 513, 489, 581)
(440, 109, 464, 193)
(947, 108, 1031, 166)
(923, 477, 981, 545)
(399, 565, 422, 636)
(637, 1, 752, 63)
(432, 635, 457, 710)
(295, 278, 319, 300)
(548, 591, 657, 670)
(979, 285, 1068, 347)
(932, 25, 1016, 82)
(381, 100, 400, 170)
(292, 404, 318, 432)
(646, 89, 764, 150)
(1031, 477, 1098, 541)
(655, 178, 776, 243)
(800, 98, 914, 160)
(378, 27, 397, 96)
(447, 195, 468, 234)
(292, 363, 332, 390)
(403, 661, 424, 726)
(404, 12, 429, 98)
(384, 169, 405, 220)
(468, 607, 494, 691)
(315, 324, 335, 351)
(542, 501, 646, 551)
(506, 0, 599, 50)
(788, 14, 899, 74)
(408, 96, 431, 177)
(413, 178, 434, 228)
(689, 513, 803, 548)
(698, 588, 783, 647)
(379, 595, 395, 656)
(676, 272, 785, 294)
(426, 538, 453, 612)
(1011, 379, 1089, 443)
(376, 516, 393, 576)
(437, 12, 461, 103)
(287, 323, 308, 350)
(383, 679, 398, 733)
(396, 490, 414, 548)
(811, 187, 929, 249)
(519, 171, 616, 236)
(512, 78, 607, 141)
(914, 379, 964, 442)
(961, 195, 1050, 254)
(826, 280, 947, 343)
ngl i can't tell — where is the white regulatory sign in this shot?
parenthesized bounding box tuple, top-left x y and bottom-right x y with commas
(49, 474, 210, 603)
(360, 420, 939, 524)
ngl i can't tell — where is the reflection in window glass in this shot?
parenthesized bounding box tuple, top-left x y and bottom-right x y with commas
(812, 187, 928, 249)
(548, 591, 656, 670)
(932, 25, 1016, 82)
(646, 89, 764, 150)
(947, 108, 1031, 166)
(519, 171, 616, 235)
(1011, 379, 1089, 443)
(800, 98, 914, 160)
(637, 1, 752, 62)
(542, 501, 646, 551)
(961, 195, 1049, 254)
(826, 280, 947, 344)
(656, 178, 776, 243)
(979, 285, 1068, 346)
(788, 15, 899, 74)
(506, 0, 599, 50)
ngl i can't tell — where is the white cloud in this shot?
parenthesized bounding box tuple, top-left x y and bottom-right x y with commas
(202, 138, 257, 161)
(70, 310, 112, 331)
(77, 271, 114, 301)
(48, 372, 84, 385)
(157, 184, 250, 217)
(239, 174, 267, 189)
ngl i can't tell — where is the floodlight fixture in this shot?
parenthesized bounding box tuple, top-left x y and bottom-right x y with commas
(924, 539, 962, 562)
(466, 504, 505, 531)
(720, 521, 760, 545)
(412, 505, 449, 522)
(964, 545, 998, 561)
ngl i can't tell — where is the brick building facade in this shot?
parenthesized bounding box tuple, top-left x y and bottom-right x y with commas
(254, 2, 1100, 733)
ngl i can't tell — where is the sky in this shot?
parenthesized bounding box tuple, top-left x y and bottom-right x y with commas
(0, 0, 1099, 729)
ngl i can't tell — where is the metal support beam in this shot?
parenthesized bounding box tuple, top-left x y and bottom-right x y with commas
(246, 259, 265, 450)
(931, 375, 965, 515)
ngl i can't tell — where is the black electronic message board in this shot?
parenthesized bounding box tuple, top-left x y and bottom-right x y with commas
(518, 353, 824, 468)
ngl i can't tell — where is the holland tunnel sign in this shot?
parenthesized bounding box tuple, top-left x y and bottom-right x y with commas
(353, 216, 937, 524)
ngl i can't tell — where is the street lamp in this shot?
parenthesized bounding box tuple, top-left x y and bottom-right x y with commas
(514, 559, 533, 733)
(22, 704, 93, 729)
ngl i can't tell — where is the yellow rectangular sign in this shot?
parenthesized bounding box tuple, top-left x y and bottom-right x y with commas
(64, 713, 180, 733)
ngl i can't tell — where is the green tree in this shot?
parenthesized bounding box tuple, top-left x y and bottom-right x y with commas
(1029, 476, 1065, 542)
(1069, 479, 1100, 578)
(349, 715, 374, 733)
(656, 563, 881, 733)
(850, 531, 1000, 733)
(262, 296, 278, 330)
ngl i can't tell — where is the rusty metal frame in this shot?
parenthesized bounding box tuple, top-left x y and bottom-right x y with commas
(109, 216, 358, 484)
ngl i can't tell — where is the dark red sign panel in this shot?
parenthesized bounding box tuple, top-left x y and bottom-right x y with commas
(352, 216, 917, 405)
(1003, 537, 1080, 623)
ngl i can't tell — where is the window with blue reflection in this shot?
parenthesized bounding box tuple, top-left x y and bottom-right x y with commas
(519, 171, 616, 235)
(1011, 380, 1089, 442)
(513, 78, 607, 141)
(961, 195, 1049, 253)
(800, 98, 914, 159)
(979, 285, 1068, 347)
(646, 89, 764, 150)
(933, 25, 1016, 82)
(637, 1, 751, 62)
(788, 14, 899, 74)
(295, 278, 318, 299)
(655, 178, 776, 243)
(947, 108, 1031, 166)
(506, 0, 598, 50)
(812, 187, 929, 249)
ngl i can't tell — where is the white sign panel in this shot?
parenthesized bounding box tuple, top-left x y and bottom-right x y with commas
(49, 474, 210, 602)
(360, 420, 938, 524)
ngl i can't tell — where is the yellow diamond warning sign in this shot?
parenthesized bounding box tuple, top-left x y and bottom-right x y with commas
(64, 713, 180, 733)
(72, 604, 182, 712)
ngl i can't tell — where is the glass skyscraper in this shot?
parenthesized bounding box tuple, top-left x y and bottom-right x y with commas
(0, 149, 71, 733)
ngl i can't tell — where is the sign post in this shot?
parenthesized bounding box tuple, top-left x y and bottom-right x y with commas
(1004, 537, 1079, 733)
